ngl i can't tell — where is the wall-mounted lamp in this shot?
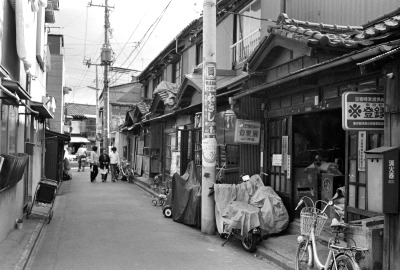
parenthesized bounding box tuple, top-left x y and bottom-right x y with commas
(387, 73, 394, 79)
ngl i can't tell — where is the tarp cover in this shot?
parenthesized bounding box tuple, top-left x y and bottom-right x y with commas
(214, 175, 289, 237)
(171, 161, 201, 228)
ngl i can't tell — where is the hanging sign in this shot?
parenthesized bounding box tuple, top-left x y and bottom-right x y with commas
(203, 62, 217, 137)
(272, 154, 282, 166)
(282, 136, 288, 170)
(234, 119, 261, 144)
(342, 92, 384, 130)
(358, 131, 366, 171)
(202, 137, 217, 166)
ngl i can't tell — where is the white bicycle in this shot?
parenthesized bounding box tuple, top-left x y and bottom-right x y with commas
(295, 196, 368, 270)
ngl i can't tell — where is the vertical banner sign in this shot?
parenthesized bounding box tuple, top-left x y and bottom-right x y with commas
(358, 131, 366, 171)
(287, 155, 291, 179)
(282, 136, 288, 171)
(342, 92, 384, 130)
(202, 62, 217, 166)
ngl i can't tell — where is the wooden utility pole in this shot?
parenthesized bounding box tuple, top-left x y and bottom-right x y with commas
(201, 0, 217, 234)
(88, 0, 113, 149)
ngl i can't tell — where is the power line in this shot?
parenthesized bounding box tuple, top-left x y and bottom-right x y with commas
(111, 0, 173, 85)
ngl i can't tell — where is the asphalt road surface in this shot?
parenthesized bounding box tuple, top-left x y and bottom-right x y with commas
(26, 169, 284, 270)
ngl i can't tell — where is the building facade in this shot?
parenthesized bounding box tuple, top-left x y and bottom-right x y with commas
(0, 0, 60, 243)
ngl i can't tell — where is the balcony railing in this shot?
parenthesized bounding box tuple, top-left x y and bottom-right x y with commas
(230, 28, 261, 66)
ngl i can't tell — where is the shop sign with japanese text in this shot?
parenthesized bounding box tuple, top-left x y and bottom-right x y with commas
(234, 119, 261, 144)
(342, 92, 384, 130)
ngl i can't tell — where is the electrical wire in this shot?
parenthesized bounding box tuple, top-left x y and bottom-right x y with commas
(84, 5, 89, 58)
(223, 10, 277, 23)
(111, 0, 173, 85)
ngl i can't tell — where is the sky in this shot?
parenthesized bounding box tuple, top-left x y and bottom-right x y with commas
(54, 0, 202, 105)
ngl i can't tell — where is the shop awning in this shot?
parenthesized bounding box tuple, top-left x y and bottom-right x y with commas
(2, 78, 31, 100)
(70, 136, 90, 143)
(0, 84, 19, 105)
(45, 130, 70, 142)
(30, 101, 54, 119)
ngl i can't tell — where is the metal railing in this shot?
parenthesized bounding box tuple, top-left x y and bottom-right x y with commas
(230, 28, 261, 65)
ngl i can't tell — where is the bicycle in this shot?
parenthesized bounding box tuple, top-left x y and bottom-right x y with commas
(295, 196, 368, 270)
(117, 160, 134, 182)
(152, 194, 167, 206)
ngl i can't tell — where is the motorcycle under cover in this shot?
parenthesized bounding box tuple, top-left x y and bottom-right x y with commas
(214, 175, 289, 236)
(171, 161, 201, 228)
(250, 186, 289, 234)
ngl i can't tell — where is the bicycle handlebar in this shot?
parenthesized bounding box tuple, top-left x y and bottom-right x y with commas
(295, 196, 334, 214)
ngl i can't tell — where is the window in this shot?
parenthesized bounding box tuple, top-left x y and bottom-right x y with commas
(196, 43, 203, 66)
(1, 104, 9, 153)
(0, 104, 18, 154)
(164, 130, 176, 177)
(143, 127, 150, 156)
(172, 60, 181, 84)
(152, 74, 163, 92)
(237, 0, 261, 40)
(143, 84, 149, 99)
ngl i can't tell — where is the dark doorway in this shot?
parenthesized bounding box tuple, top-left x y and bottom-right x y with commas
(292, 110, 346, 212)
(293, 110, 345, 169)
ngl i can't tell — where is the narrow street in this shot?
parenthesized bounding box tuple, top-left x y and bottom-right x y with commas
(26, 169, 284, 270)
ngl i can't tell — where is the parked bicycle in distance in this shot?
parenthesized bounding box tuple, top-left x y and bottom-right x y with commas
(117, 160, 134, 182)
(295, 196, 368, 270)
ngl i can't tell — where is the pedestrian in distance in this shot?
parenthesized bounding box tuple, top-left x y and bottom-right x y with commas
(77, 144, 87, 172)
(109, 146, 120, 182)
(90, 146, 99, 182)
(99, 147, 110, 182)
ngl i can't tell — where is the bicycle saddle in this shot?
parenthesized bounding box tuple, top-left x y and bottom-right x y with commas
(330, 218, 349, 230)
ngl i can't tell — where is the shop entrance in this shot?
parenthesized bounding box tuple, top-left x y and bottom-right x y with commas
(292, 109, 345, 212)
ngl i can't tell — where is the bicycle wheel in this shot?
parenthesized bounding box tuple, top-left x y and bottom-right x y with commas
(296, 240, 313, 270)
(127, 169, 134, 182)
(331, 253, 359, 270)
(158, 199, 165, 206)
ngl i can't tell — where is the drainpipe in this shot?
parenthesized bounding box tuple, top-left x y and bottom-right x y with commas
(232, 44, 394, 101)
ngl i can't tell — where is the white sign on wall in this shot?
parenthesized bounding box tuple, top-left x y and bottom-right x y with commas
(358, 131, 366, 171)
(342, 92, 384, 130)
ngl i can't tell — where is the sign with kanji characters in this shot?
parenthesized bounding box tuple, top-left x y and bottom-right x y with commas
(234, 119, 261, 144)
(342, 92, 384, 130)
(358, 131, 366, 171)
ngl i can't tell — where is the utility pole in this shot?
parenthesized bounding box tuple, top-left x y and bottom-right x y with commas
(88, 0, 113, 149)
(85, 61, 101, 149)
(201, 0, 217, 235)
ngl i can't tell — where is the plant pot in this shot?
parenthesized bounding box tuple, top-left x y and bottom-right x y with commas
(16, 219, 23, 229)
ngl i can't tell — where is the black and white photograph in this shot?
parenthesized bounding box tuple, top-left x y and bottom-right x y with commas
(0, 0, 400, 269)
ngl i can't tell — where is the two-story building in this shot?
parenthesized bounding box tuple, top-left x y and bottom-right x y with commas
(0, 0, 62, 243)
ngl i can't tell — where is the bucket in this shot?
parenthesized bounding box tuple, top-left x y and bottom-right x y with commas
(16, 219, 23, 229)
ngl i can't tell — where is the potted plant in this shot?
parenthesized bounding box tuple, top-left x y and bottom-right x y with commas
(16, 218, 23, 229)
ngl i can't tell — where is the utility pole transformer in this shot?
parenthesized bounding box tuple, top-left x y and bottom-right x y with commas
(201, 0, 217, 235)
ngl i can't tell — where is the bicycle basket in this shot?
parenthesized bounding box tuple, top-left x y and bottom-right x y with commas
(300, 207, 328, 237)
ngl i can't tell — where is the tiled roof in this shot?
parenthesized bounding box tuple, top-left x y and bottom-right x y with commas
(269, 11, 400, 49)
(136, 99, 152, 115)
(65, 103, 96, 117)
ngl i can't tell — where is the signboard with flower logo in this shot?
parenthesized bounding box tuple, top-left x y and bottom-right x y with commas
(342, 92, 384, 131)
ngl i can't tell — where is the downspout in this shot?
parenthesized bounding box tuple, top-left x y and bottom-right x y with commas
(232, 43, 394, 101)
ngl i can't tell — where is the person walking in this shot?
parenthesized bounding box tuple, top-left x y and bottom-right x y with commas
(77, 144, 87, 172)
(90, 146, 99, 182)
(99, 148, 110, 182)
(109, 146, 120, 182)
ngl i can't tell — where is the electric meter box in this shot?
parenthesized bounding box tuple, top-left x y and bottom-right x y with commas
(365, 146, 399, 214)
